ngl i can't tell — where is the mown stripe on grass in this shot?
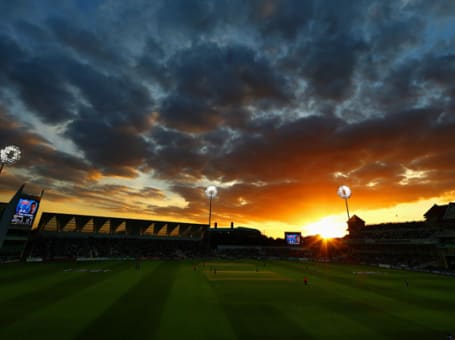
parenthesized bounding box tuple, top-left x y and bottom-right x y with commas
(154, 263, 237, 340)
(277, 260, 455, 314)
(207, 262, 316, 339)
(74, 261, 178, 340)
(0, 262, 73, 286)
(222, 302, 315, 339)
(280, 263, 443, 339)
(320, 295, 440, 339)
(275, 298, 382, 339)
(267, 262, 443, 339)
(0, 261, 128, 328)
(0, 261, 124, 302)
(0, 262, 52, 278)
(0, 262, 160, 340)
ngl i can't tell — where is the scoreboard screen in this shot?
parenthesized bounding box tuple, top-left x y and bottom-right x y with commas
(11, 198, 40, 226)
(285, 232, 301, 245)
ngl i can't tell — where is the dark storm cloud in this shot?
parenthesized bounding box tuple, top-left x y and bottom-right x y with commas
(8, 48, 154, 135)
(146, 125, 248, 181)
(146, 126, 208, 180)
(0, 109, 166, 214)
(251, 0, 367, 44)
(0, 16, 154, 174)
(369, 16, 424, 57)
(369, 59, 422, 111)
(0, 1, 41, 19)
(156, 0, 229, 36)
(8, 57, 77, 124)
(160, 95, 221, 132)
(360, 51, 455, 114)
(158, 43, 292, 132)
(404, 1, 455, 17)
(150, 126, 201, 152)
(11, 19, 51, 45)
(46, 17, 124, 66)
(153, 108, 455, 223)
(1, 0, 455, 226)
(0, 35, 76, 124)
(148, 105, 455, 216)
(298, 35, 367, 101)
(418, 53, 455, 88)
(265, 1, 370, 101)
(0, 110, 99, 187)
(0, 30, 153, 126)
(172, 43, 290, 103)
(135, 37, 167, 84)
(220, 114, 346, 182)
(65, 117, 150, 177)
(0, 34, 24, 74)
(63, 61, 154, 130)
(251, 0, 314, 40)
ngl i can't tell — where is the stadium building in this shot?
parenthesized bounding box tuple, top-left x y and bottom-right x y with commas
(0, 184, 305, 261)
(0, 185, 209, 261)
(346, 203, 455, 270)
(2, 184, 455, 270)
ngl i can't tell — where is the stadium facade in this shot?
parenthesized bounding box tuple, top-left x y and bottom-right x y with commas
(1, 184, 454, 271)
(0, 185, 208, 260)
(346, 203, 455, 270)
(0, 185, 43, 258)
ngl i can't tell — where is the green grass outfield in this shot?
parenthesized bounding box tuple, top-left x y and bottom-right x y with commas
(0, 259, 454, 339)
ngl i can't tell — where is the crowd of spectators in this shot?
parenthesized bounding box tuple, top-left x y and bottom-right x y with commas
(27, 228, 309, 261)
(351, 222, 438, 240)
(28, 236, 209, 260)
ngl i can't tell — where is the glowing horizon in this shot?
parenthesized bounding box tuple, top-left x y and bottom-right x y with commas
(0, 1, 454, 240)
(1, 186, 451, 239)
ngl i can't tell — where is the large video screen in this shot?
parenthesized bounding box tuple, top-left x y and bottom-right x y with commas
(11, 198, 40, 226)
(285, 232, 301, 245)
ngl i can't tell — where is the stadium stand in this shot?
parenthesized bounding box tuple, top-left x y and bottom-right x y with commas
(1, 183, 453, 272)
(208, 227, 311, 259)
(346, 203, 455, 270)
(36, 212, 207, 238)
(26, 212, 209, 260)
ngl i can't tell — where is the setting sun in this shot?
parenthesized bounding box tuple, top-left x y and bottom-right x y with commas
(304, 216, 347, 238)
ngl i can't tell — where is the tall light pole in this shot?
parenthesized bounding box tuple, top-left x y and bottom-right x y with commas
(337, 185, 352, 220)
(0, 145, 22, 175)
(205, 185, 218, 227)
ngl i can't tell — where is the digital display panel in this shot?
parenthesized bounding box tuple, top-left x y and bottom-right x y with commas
(285, 232, 301, 245)
(11, 198, 39, 226)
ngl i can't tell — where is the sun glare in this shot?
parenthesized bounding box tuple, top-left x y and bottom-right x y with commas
(304, 216, 347, 238)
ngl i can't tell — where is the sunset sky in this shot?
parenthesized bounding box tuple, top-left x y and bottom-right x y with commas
(1, 0, 454, 238)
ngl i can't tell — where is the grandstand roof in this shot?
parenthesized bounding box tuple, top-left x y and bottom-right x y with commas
(36, 212, 208, 240)
(348, 215, 365, 224)
(424, 203, 455, 222)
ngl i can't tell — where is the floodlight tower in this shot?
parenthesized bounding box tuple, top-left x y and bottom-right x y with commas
(337, 185, 352, 220)
(205, 185, 218, 227)
(0, 145, 21, 175)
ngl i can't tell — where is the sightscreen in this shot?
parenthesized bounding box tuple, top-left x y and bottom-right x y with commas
(285, 232, 301, 245)
(11, 198, 40, 226)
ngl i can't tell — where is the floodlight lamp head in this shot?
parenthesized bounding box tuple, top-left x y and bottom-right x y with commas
(0, 145, 21, 165)
(337, 185, 352, 199)
(205, 185, 218, 198)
